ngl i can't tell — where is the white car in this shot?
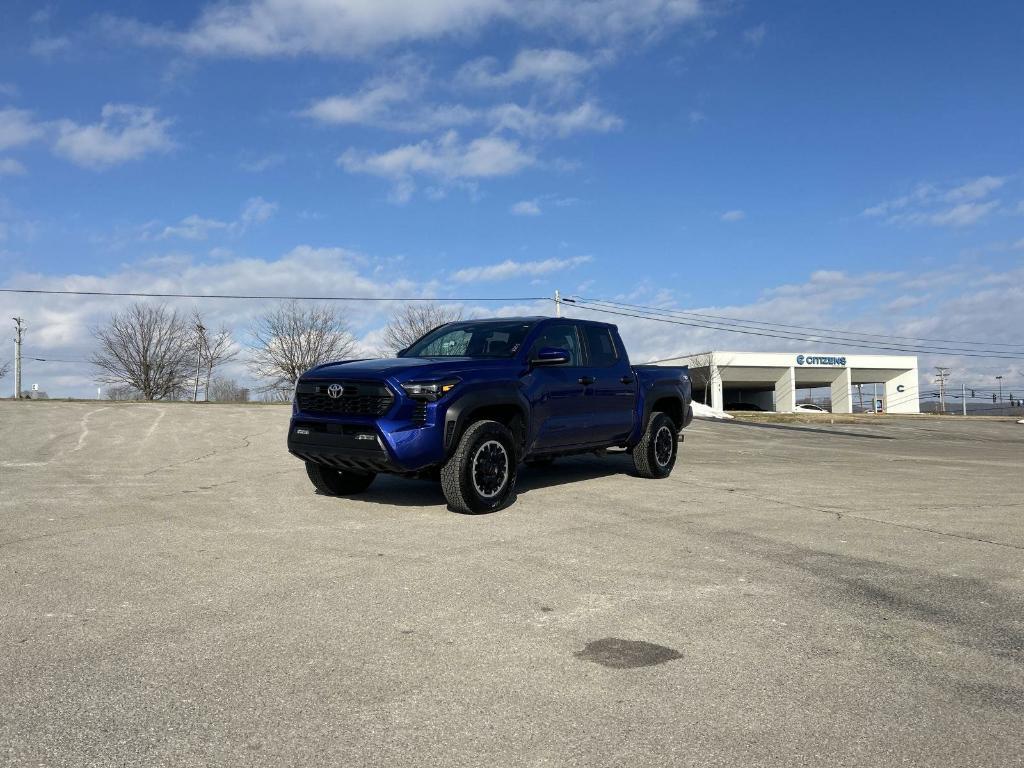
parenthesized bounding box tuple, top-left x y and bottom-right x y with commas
(794, 403, 829, 413)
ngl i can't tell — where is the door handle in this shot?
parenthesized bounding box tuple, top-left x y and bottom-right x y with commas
(578, 376, 595, 386)
(620, 376, 633, 385)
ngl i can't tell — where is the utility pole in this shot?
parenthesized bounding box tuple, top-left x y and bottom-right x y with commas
(193, 322, 205, 403)
(996, 375, 1003, 404)
(961, 382, 966, 416)
(554, 289, 562, 318)
(12, 317, 25, 399)
(934, 367, 950, 414)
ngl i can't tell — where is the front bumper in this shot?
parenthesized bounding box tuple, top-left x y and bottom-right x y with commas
(287, 422, 401, 474)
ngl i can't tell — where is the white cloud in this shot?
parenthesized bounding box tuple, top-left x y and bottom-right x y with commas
(159, 197, 278, 240)
(457, 48, 597, 90)
(0, 158, 27, 176)
(0, 82, 18, 97)
(53, 104, 174, 170)
(488, 101, 622, 137)
(720, 209, 745, 222)
(863, 175, 1008, 227)
(0, 108, 45, 151)
(240, 153, 285, 172)
(944, 175, 1004, 202)
(862, 182, 935, 218)
(304, 72, 621, 138)
(239, 196, 278, 227)
(452, 255, 591, 282)
(30, 36, 71, 57)
(160, 215, 229, 240)
(338, 131, 534, 201)
(923, 200, 999, 228)
(108, 0, 705, 58)
(511, 199, 541, 216)
(304, 78, 415, 126)
(743, 24, 766, 46)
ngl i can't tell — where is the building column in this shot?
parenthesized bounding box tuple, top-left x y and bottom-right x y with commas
(831, 367, 853, 414)
(885, 370, 919, 413)
(711, 364, 724, 412)
(774, 367, 796, 413)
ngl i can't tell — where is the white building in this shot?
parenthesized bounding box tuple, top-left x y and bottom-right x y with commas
(657, 351, 920, 414)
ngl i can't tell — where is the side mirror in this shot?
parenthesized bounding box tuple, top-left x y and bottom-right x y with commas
(531, 346, 570, 367)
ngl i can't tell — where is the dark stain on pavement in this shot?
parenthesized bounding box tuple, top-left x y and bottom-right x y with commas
(575, 638, 682, 669)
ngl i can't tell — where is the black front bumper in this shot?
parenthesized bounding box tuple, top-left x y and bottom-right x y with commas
(288, 422, 399, 474)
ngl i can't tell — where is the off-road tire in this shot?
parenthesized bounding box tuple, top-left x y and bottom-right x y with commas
(441, 420, 517, 514)
(633, 412, 678, 479)
(305, 461, 376, 495)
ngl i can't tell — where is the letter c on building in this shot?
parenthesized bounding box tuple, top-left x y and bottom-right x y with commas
(896, 384, 905, 393)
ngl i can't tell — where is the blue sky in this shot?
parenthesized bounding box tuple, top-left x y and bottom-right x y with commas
(1, 0, 1023, 396)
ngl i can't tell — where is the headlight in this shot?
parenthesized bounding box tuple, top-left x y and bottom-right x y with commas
(401, 378, 459, 401)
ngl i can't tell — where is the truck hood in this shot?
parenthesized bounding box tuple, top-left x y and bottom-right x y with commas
(303, 357, 513, 383)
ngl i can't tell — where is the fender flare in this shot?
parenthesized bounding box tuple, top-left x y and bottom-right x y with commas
(641, 386, 688, 432)
(443, 385, 532, 460)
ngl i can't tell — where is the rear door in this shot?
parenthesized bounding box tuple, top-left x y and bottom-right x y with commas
(577, 324, 636, 444)
(522, 322, 589, 449)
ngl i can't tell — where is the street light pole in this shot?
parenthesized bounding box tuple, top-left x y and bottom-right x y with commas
(12, 317, 25, 399)
(193, 322, 205, 403)
(996, 375, 1003, 404)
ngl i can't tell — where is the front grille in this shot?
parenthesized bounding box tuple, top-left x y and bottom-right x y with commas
(297, 381, 393, 417)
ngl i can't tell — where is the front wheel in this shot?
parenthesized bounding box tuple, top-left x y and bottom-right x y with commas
(441, 420, 517, 514)
(305, 462, 376, 495)
(633, 412, 678, 479)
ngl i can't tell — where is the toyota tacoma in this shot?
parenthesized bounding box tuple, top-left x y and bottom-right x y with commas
(288, 316, 692, 513)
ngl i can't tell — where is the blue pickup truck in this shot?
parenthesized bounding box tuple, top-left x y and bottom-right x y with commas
(288, 316, 692, 513)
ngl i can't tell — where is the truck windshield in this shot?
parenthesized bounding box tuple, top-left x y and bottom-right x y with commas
(401, 321, 536, 358)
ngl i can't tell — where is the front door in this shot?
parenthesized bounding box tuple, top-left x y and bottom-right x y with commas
(523, 323, 588, 450)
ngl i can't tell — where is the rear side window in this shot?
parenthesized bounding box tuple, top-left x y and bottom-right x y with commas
(530, 323, 583, 366)
(582, 326, 619, 367)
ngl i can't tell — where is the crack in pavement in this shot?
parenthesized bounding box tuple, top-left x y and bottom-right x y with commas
(681, 478, 1024, 551)
(142, 430, 269, 477)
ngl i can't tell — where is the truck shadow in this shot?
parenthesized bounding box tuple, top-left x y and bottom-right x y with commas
(348, 452, 634, 511)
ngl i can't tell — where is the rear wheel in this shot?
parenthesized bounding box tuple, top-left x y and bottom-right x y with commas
(305, 461, 376, 495)
(441, 420, 517, 514)
(633, 412, 678, 479)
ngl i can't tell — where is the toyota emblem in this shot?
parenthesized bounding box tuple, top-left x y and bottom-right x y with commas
(327, 383, 344, 399)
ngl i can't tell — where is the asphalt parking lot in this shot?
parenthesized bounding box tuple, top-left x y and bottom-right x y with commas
(1, 402, 1022, 767)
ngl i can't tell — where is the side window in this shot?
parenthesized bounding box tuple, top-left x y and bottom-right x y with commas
(530, 323, 582, 366)
(582, 325, 619, 367)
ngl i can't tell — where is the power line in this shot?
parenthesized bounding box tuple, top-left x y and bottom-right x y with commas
(563, 298, 1024, 360)
(574, 295, 1024, 348)
(0, 288, 547, 302)
(572, 296, 1024, 357)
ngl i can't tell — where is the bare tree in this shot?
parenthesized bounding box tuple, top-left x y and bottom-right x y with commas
(381, 303, 463, 356)
(207, 377, 250, 403)
(90, 303, 195, 400)
(0, 361, 9, 381)
(248, 300, 356, 394)
(687, 351, 716, 405)
(106, 385, 141, 401)
(191, 310, 239, 400)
